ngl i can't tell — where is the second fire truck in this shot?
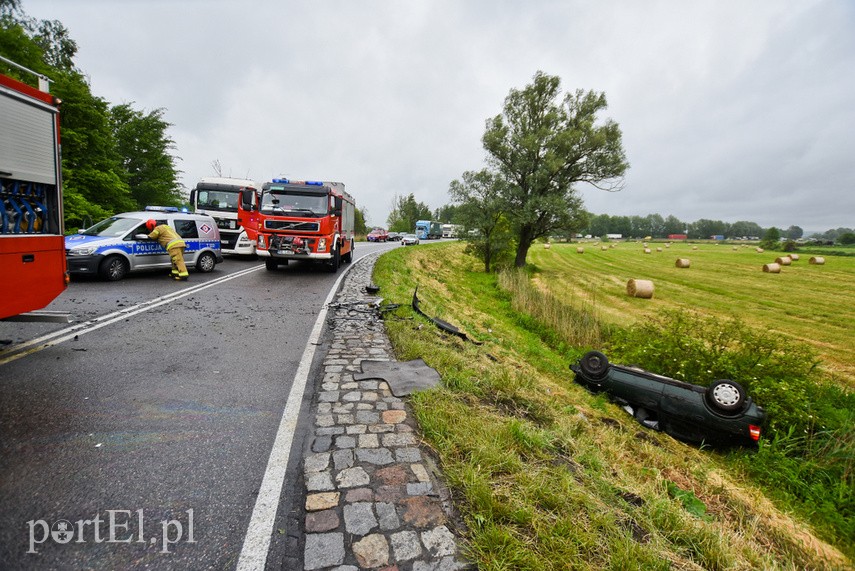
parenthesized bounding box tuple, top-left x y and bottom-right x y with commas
(238, 178, 355, 272)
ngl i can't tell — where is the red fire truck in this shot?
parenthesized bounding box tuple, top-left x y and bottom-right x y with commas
(238, 178, 355, 272)
(0, 61, 68, 320)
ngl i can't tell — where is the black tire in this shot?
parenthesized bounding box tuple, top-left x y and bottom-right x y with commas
(706, 379, 746, 412)
(580, 350, 610, 379)
(265, 258, 279, 271)
(327, 245, 340, 273)
(196, 251, 216, 273)
(98, 255, 129, 281)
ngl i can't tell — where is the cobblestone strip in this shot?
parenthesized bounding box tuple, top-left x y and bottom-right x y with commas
(302, 252, 468, 571)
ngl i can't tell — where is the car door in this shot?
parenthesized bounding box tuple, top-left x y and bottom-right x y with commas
(127, 219, 170, 269)
(173, 218, 200, 265)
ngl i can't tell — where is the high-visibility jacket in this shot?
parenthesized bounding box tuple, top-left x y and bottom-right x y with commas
(148, 224, 186, 250)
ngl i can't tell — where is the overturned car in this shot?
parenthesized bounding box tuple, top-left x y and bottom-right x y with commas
(570, 351, 766, 446)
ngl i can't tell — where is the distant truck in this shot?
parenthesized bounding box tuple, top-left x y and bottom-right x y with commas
(668, 234, 688, 240)
(441, 223, 460, 238)
(415, 220, 442, 240)
(190, 177, 260, 256)
(238, 178, 355, 272)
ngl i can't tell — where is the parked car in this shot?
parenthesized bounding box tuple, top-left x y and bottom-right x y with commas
(401, 234, 419, 246)
(65, 207, 223, 281)
(367, 228, 389, 242)
(570, 351, 766, 446)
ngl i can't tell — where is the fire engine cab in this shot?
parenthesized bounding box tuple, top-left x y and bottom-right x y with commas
(238, 178, 355, 272)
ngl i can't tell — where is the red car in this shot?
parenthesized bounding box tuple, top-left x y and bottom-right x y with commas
(367, 228, 388, 242)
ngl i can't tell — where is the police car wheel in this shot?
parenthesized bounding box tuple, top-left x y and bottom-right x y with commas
(98, 255, 129, 281)
(196, 251, 216, 273)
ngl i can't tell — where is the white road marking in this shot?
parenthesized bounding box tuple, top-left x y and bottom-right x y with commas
(235, 252, 376, 571)
(0, 265, 265, 366)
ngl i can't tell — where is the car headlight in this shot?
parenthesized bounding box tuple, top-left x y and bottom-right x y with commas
(68, 246, 97, 256)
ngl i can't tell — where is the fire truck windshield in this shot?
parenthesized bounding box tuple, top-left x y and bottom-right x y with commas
(196, 189, 240, 212)
(260, 191, 327, 216)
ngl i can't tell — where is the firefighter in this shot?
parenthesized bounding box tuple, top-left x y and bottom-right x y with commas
(145, 219, 189, 280)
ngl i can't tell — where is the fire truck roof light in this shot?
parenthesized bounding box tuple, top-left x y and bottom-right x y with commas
(272, 178, 289, 183)
(306, 181, 323, 186)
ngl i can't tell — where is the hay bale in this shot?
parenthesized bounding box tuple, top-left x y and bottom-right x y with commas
(576, 247, 584, 254)
(775, 256, 791, 265)
(763, 263, 781, 273)
(601, 246, 609, 251)
(790, 253, 800, 261)
(643, 248, 652, 254)
(544, 243, 551, 249)
(810, 256, 825, 265)
(756, 247, 765, 253)
(626, 279, 654, 299)
(675, 258, 691, 268)
(656, 247, 663, 252)
(692, 245, 699, 250)
(733, 246, 739, 251)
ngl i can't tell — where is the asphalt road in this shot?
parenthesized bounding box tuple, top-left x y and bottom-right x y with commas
(0, 241, 394, 570)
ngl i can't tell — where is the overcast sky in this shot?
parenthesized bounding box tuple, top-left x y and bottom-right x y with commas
(22, 0, 855, 233)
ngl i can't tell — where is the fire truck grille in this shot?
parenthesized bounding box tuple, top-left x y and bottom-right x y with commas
(264, 220, 320, 232)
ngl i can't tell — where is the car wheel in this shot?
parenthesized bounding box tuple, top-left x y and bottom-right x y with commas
(98, 255, 129, 281)
(265, 258, 279, 271)
(580, 350, 610, 379)
(706, 379, 746, 412)
(196, 251, 216, 273)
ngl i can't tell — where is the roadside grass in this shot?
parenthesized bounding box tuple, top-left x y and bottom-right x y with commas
(372, 242, 852, 569)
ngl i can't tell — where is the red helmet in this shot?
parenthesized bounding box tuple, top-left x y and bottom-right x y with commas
(145, 219, 157, 231)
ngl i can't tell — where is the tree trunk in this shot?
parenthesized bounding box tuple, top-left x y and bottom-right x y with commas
(515, 226, 535, 267)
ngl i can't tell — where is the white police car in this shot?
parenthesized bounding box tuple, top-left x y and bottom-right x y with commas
(65, 207, 223, 281)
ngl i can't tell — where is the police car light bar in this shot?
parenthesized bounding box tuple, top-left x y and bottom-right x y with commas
(144, 206, 180, 212)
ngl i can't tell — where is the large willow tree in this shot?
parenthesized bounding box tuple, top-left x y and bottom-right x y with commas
(482, 71, 629, 267)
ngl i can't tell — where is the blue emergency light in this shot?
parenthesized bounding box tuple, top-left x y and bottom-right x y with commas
(144, 206, 180, 212)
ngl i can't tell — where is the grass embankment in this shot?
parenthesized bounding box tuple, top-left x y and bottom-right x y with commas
(372, 241, 853, 570)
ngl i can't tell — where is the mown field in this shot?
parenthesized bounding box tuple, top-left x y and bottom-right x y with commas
(528, 241, 855, 388)
(372, 241, 853, 570)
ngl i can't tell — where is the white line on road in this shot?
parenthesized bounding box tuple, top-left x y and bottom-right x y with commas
(0, 264, 265, 366)
(235, 254, 375, 571)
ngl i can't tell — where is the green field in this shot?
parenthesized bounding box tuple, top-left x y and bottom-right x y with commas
(528, 242, 855, 387)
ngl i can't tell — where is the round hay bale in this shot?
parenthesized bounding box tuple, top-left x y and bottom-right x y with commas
(790, 253, 800, 261)
(576, 247, 584, 254)
(810, 256, 825, 265)
(675, 258, 691, 268)
(775, 256, 791, 265)
(544, 243, 551, 249)
(756, 247, 765, 253)
(733, 246, 739, 251)
(610, 244, 616, 249)
(692, 245, 699, 250)
(763, 263, 781, 273)
(656, 247, 663, 252)
(601, 246, 609, 251)
(643, 248, 652, 254)
(665, 243, 671, 248)
(626, 279, 654, 299)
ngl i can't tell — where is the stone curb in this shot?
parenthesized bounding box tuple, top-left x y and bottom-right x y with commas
(302, 252, 469, 571)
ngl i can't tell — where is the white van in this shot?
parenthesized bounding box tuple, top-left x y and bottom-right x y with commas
(65, 207, 223, 281)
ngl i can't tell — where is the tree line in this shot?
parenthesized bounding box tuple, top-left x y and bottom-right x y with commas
(1, 0, 181, 230)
